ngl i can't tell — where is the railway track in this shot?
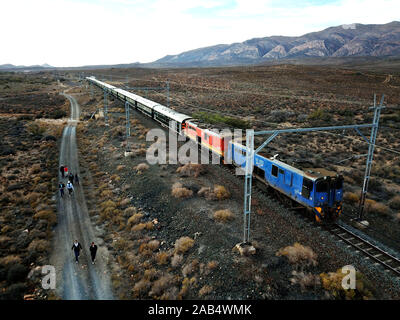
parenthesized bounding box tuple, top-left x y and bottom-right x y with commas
(326, 223, 400, 277)
(219, 161, 400, 278)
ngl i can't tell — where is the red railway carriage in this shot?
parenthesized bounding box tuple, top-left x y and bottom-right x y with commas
(184, 120, 226, 157)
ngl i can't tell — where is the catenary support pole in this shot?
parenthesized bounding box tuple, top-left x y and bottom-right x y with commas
(358, 94, 385, 220)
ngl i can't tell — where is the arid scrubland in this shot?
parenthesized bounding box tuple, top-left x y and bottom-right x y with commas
(0, 72, 67, 299)
(73, 72, 399, 300)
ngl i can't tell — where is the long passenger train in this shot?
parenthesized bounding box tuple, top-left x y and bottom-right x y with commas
(86, 76, 343, 222)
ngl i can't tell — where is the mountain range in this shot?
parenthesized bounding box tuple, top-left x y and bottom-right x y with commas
(153, 21, 400, 67)
(1, 21, 400, 70)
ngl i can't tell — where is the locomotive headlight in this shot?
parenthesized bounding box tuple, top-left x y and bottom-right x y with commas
(321, 196, 324, 200)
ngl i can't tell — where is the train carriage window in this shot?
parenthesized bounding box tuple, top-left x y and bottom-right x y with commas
(271, 165, 278, 177)
(279, 169, 284, 175)
(204, 133, 209, 141)
(301, 178, 313, 199)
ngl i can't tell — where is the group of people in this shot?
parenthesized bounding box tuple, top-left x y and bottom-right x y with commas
(59, 165, 79, 197)
(72, 240, 98, 265)
(59, 168, 99, 265)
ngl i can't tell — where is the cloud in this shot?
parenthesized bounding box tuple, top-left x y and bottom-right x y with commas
(0, 0, 399, 66)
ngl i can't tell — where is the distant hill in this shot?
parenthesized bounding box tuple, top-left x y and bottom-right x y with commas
(153, 21, 400, 67)
(0, 63, 54, 71)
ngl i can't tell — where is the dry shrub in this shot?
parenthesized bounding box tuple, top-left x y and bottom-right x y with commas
(127, 213, 143, 225)
(147, 240, 160, 251)
(0, 236, 11, 247)
(214, 185, 230, 200)
(144, 268, 158, 280)
(33, 209, 57, 226)
(213, 209, 235, 222)
(155, 252, 169, 265)
(176, 164, 205, 177)
(149, 274, 175, 297)
(182, 259, 199, 277)
(110, 174, 121, 182)
(29, 163, 41, 175)
(320, 269, 374, 300)
(198, 185, 230, 200)
(124, 206, 136, 216)
(145, 221, 154, 230)
(171, 182, 193, 199)
(199, 285, 213, 297)
(100, 200, 117, 210)
(117, 165, 126, 171)
(396, 212, 400, 222)
(171, 254, 183, 268)
(133, 279, 151, 297)
(25, 192, 41, 205)
(290, 271, 320, 291)
(365, 199, 390, 216)
(135, 163, 149, 172)
(207, 260, 218, 272)
(389, 195, 400, 210)
(160, 286, 179, 300)
(101, 189, 113, 198)
(0, 255, 22, 266)
(198, 187, 211, 196)
(131, 223, 146, 232)
(119, 198, 131, 207)
(179, 277, 197, 299)
(276, 242, 317, 269)
(343, 192, 359, 204)
(28, 239, 49, 253)
(174, 236, 195, 254)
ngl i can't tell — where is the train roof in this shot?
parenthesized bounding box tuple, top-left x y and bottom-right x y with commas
(114, 88, 159, 108)
(87, 77, 116, 90)
(230, 141, 338, 181)
(153, 104, 193, 123)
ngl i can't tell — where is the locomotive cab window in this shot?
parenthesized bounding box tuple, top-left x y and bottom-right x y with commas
(335, 176, 344, 189)
(301, 178, 313, 199)
(316, 180, 329, 193)
(271, 165, 278, 177)
(279, 169, 284, 175)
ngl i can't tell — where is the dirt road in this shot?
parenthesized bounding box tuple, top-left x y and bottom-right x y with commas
(50, 93, 114, 300)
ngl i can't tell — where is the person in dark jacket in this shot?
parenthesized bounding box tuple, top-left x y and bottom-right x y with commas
(59, 182, 65, 198)
(60, 165, 65, 178)
(74, 173, 79, 186)
(68, 172, 74, 185)
(71, 240, 83, 263)
(89, 242, 98, 265)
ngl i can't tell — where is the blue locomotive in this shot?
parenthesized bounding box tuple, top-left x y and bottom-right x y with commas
(226, 141, 343, 222)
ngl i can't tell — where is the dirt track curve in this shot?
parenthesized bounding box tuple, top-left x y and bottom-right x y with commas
(49, 93, 114, 300)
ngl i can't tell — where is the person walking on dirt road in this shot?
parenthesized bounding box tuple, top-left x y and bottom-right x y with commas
(89, 242, 98, 265)
(59, 182, 65, 198)
(68, 172, 74, 185)
(66, 181, 74, 196)
(72, 240, 83, 264)
(74, 173, 79, 186)
(60, 165, 65, 178)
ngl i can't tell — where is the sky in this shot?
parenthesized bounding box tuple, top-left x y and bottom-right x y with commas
(0, 0, 399, 67)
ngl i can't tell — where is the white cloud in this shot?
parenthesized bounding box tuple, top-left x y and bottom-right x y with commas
(0, 0, 399, 67)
